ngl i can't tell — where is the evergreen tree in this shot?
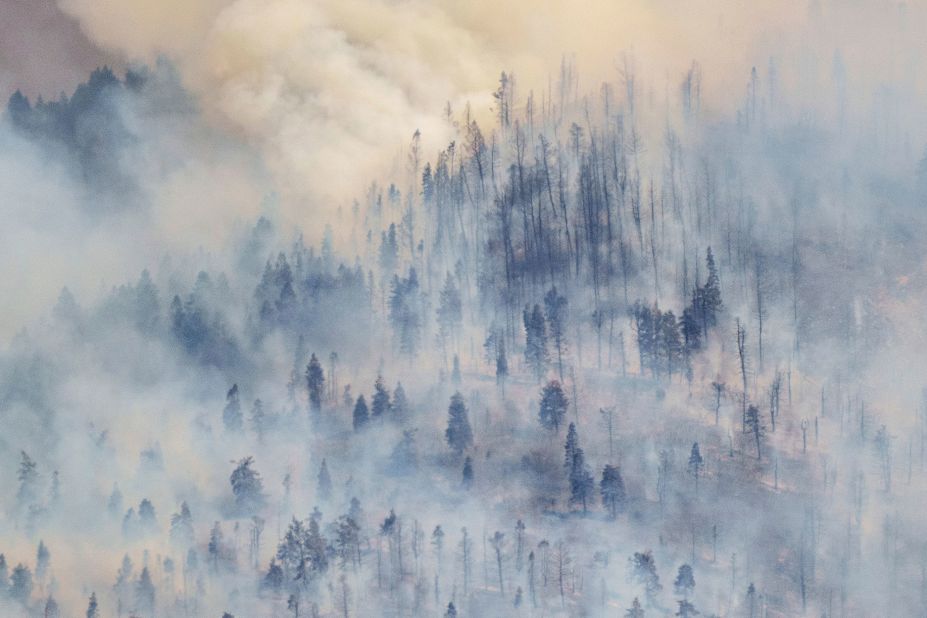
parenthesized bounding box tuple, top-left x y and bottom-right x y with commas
(134, 566, 155, 616)
(496, 337, 509, 394)
(230, 456, 266, 515)
(262, 559, 284, 593)
(10, 563, 33, 604)
(523, 304, 549, 381)
(352, 395, 369, 431)
(569, 448, 595, 513)
(626, 597, 645, 618)
(35, 540, 50, 582)
(538, 380, 568, 432)
(659, 310, 683, 378)
(86, 592, 100, 618)
(388, 268, 422, 357)
(687, 443, 704, 493)
(630, 551, 662, 606)
(223, 384, 243, 432)
(371, 376, 391, 418)
(745, 583, 757, 618)
(564, 422, 580, 469)
(306, 353, 325, 416)
(17, 451, 39, 506)
(138, 499, 157, 533)
(134, 269, 160, 335)
(208, 521, 225, 572)
(702, 247, 722, 329)
(44, 596, 60, 618)
(0, 554, 8, 595)
(379, 223, 399, 272)
(745, 405, 765, 460)
(675, 599, 699, 617)
(544, 287, 569, 380)
(600, 464, 626, 519)
(445, 392, 473, 455)
(392, 382, 410, 424)
(170, 501, 195, 547)
(114, 554, 133, 613)
(437, 273, 463, 359)
(674, 563, 695, 597)
(631, 302, 655, 376)
(462, 456, 474, 489)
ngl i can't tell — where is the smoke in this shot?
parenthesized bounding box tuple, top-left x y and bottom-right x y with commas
(48, 0, 925, 220)
(0, 0, 120, 99)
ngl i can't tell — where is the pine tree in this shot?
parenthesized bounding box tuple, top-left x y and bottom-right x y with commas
(223, 384, 243, 432)
(306, 353, 325, 416)
(632, 302, 658, 376)
(702, 247, 722, 329)
(371, 376, 391, 418)
(523, 304, 549, 382)
(86, 592, 100, 618)
(675, 599, 699, 617)
(10, 563, 32, 603)
(745, 583, 757, 618)
(437, 273, 463, 359)
(674, 563, 695, 597)
(600, 465, 626, 519)
(0, 554, 8, 595)
(35, 540, 50, 582)
(564, 422, 579, 470)
(544, 287, 569, 381)
(262, 559, 284, 593)
(392, 382, 410, 424)
(569, 448, 595, 513)
(626, 597, 645, 618)
(138, 498, 157, 533)
(445, 392, 473, 455)
(745, 405, 765, 460)
(659, 310, 683, 379)
(462, 456, 474, 489)
(538, 380, 568, 432)
(170, 501, 195, 547)
(17, 450, 39, 506)
(630, 551, 662, 606)
(134, 269, 160, 335)
(687, 443, 704, 493)
(352, 395, 369, 431)
(44, 596, 60, 618)
(135, 566, 155, 616)
(209, 521, 225, 573)
(496, 337, 509, 395)
(230, 456, 266, 515)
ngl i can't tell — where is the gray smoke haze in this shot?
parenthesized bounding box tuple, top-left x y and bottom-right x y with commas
(0, 0, 120, 99)
(0, 1, 926, 617)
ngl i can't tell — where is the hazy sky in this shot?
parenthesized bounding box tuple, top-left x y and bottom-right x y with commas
(0, 0, 120, 100)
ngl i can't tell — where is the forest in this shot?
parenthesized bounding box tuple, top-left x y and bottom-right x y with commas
(2, 3, 927, 617)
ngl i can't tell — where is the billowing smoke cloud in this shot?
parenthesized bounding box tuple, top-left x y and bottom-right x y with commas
(50, 0, 927, 219)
